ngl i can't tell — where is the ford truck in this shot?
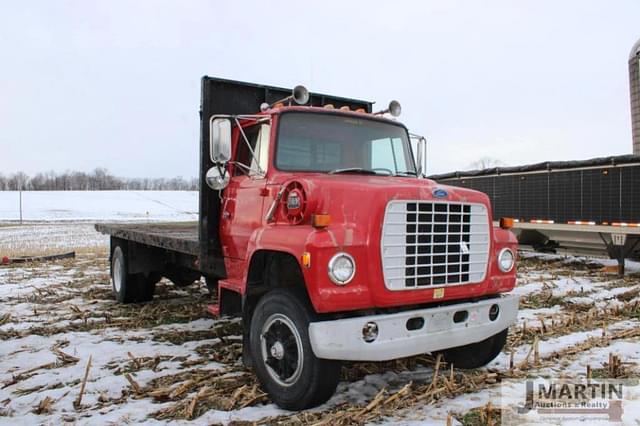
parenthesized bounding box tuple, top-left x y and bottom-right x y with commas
(96, 77, 519, 410)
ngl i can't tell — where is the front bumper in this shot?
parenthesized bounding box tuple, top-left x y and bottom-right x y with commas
(308, 293, 519, 361)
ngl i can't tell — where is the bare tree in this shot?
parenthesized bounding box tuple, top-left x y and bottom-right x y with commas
(7, 172, 30, 190)
(468, 157, 505, 170)
(0, 169, 198, 191)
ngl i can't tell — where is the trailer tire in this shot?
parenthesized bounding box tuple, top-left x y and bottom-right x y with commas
(436, 328, 508, 369)
(249, 289, 341, 410)
(111, 244, 155, 303)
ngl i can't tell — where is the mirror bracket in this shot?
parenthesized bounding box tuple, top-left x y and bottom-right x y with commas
(410, 133, 427, 178)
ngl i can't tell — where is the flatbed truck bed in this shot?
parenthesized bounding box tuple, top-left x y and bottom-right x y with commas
(95, 222, 199, 256)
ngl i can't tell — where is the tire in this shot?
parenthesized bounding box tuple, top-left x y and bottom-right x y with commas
(146, 272, 162, 287)
(205, 276, 218, 296)
(436, 328, 508, 369)
(111, 244, 155, 303)
(249, 289, 341, 410)
(165, 266, 200, 288)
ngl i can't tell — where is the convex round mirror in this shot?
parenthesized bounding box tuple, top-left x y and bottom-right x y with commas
(205, 166, 230, 190)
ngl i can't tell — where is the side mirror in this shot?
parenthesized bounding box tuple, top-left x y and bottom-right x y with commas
(210, 118, 232, 163)
(416, 136, 426, 177)
(205, 166, 230, 190)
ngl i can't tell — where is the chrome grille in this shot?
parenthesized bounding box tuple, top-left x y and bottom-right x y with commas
(381, 201, 490, 290)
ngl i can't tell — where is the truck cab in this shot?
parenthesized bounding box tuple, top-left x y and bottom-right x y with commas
(98, 77, 518, 410)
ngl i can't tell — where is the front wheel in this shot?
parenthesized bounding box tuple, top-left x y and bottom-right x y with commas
(249, 289, 341, 410)
(436, 328, 508, 369)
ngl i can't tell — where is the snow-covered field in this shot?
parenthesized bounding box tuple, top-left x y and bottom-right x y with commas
(1, 222, 640, 424)
(0, 191, 198, 222)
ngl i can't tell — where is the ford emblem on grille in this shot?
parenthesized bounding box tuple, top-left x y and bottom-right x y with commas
(433, 188, 448, 198)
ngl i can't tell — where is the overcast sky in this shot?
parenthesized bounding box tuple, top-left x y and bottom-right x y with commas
(1, 0, 639, 178)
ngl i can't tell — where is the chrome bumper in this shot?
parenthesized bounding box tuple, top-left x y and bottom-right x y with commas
(308, 293, 519, 361)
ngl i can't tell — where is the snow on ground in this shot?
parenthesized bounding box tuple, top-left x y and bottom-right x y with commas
(0, 191, 198, 222)
(0, 224, 639, 424)
(0, 190, 198, 256)
(0, 223, 108, 256)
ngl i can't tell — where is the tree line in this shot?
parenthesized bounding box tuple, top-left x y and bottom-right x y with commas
(0, 169, 198, 191)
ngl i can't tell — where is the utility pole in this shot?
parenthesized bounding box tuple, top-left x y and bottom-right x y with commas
(19, 187, 23, 224)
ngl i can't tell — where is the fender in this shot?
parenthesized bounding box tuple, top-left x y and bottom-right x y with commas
(243, 224, 373, 313)
(494, 227, 518, 246)
(487, 227, 519, 293)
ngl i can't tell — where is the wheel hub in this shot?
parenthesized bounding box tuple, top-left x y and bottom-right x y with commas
(113, 255, 122, 292)
(270, 341, 285, 360)
(260, 313, 304, 387)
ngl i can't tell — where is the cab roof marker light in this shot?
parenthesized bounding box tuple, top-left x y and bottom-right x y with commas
(568, 221, 596, 225)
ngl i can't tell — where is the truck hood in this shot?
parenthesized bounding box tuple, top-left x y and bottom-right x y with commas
(261, 173, 511, 313)
(297, 174, 492, 224)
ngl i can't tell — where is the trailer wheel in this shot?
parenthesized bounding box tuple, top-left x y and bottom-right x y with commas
(111, 244, 155, 303)
(249, 289, 341, 410)
(436, 328, 508, 369)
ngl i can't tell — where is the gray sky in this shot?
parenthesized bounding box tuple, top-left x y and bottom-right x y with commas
(1, 0, 639, 178)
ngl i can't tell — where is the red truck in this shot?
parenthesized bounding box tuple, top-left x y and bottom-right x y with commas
(96, 77, 518, 410)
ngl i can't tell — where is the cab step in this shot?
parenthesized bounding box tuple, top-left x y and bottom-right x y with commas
(207, 303, 220, 316)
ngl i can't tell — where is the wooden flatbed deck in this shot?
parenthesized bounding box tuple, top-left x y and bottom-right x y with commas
(95, 222, 199, 256)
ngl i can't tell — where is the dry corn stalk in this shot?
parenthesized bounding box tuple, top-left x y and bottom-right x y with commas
(74, 355, 92, 409)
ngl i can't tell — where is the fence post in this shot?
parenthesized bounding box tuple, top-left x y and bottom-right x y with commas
(19, 189, 23, 224)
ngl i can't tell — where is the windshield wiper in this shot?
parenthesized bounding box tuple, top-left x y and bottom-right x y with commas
(328, 167, 380, 175)
(395, 171, 419, 177)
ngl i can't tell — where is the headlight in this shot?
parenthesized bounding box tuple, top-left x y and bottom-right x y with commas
(328, 252, 355, 285)
(497, 248, 515, 273)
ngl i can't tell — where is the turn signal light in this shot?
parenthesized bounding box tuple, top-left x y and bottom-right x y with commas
(500, 217, 514, 229)
(301, 252, 311, 269)
(312, 214, 331, 229)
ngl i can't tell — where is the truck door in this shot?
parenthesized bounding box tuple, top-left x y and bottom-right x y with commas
(219, 123, 270, 260)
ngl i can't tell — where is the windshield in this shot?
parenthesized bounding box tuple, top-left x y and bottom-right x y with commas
(275, 112, 417, 176)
